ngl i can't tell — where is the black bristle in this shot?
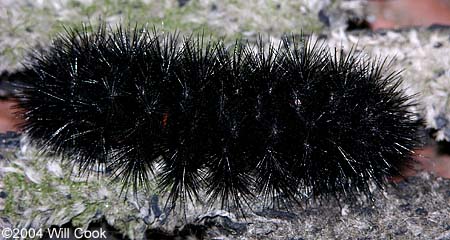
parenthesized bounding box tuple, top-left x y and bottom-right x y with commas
(16, 24, 422, 211)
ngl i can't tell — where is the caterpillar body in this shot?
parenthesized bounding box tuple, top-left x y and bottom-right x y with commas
(17, 25, 421, 211)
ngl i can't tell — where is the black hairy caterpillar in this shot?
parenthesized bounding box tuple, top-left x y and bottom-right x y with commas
(17, 24, 421, 211)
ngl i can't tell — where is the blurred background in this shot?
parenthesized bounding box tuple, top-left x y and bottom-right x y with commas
(369, 0, 450, 30)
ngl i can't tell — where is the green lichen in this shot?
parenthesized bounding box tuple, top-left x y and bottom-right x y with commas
(3, 173, 24, 218)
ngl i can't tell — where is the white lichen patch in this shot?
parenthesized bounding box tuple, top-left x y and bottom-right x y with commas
(325, 27, 450, 140)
